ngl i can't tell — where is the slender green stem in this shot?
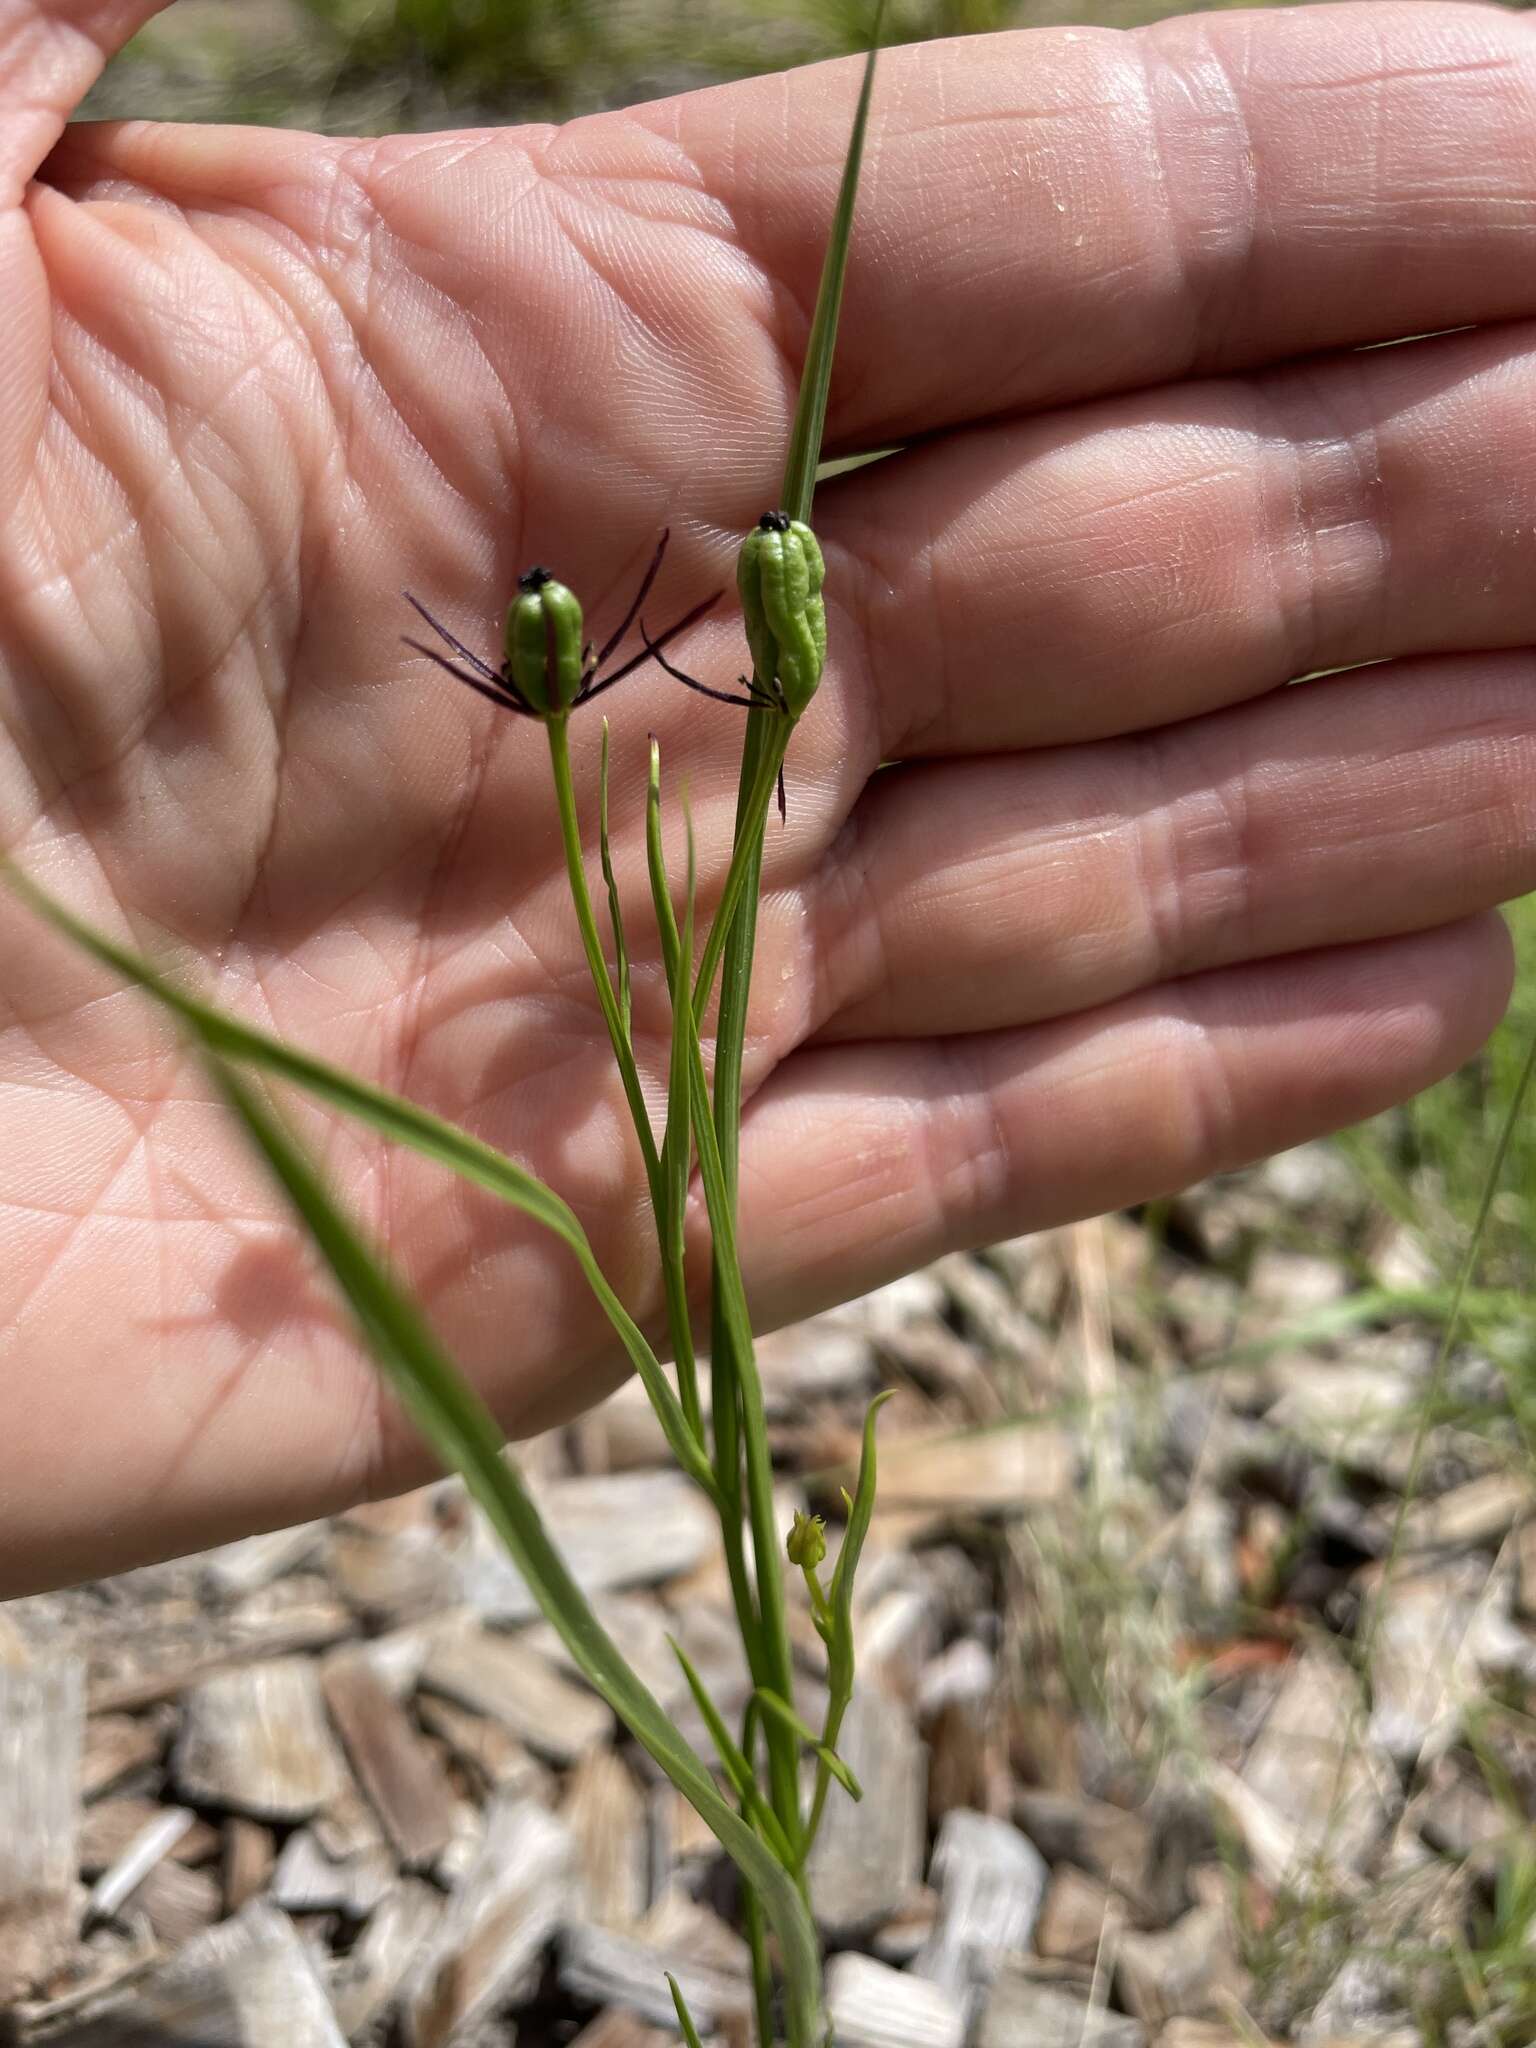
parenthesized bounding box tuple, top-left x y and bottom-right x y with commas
(744, 1877, 776, 2048)
(546, 715, 662, 1201)
(692, 721, 792, 1020)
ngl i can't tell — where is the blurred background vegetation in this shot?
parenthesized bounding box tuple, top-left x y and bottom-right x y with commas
(82, 0, 1536, 1410)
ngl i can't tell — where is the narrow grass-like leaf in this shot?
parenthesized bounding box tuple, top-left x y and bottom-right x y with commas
(780, 0, 886, 525)
(193, 1050, 825, 2047)
(804, 1387, 893, 1855)
(646, 743, 703, 1444)
(598, 718, 632, 1043)
(667, 1637, 797, 1867)
(5, 863, 717, 1506)
(666, 1975, 707, 2048)
(752, 1687, 863, 1801)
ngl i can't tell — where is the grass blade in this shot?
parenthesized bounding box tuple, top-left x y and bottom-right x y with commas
(666, 1974, 707, 2048)
(195, 1049, 825, 2046)
(5, 862, 717, 1505)
(780, 0, 886, 524)
(752, 1687, 863, 1801)
(667, 1637, 798, 1868)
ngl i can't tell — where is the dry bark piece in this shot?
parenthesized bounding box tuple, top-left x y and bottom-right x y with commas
(88, 1584, 353, 1713)
(201, 1522, 327, 1599)
(416, 1693, 543, 1796)
(80, 1714, 166, 1801)
(421, 1621, 614, 1765)
(1037, 1866, 1122, 1964)
(270, 1828, 395, 1919)
(86, 1806, 197, 1920)
(321, 1652, 457, 1868)
(1239, 1646, 1392, 1881)
(561, 1748, 649, 1931)
(455, 1471, 716, 1621)
(914, 1808, 1049, 2004)
(223, 1818, 276, 1915)
(80, 1796, 218, 1876)
(1014, 1793, 1154, 1907)
(557, 1922, 752, 2034)
(569, 2014, 700, 2048)
(824, 1951, 965, 2048)
(175, 1656, 350, 1821)
(39, 1901, 347, 2046)
(132, 1857, 224, 1945)
(807, 1685, 927, 1940)
(402, 1794, 573, 2048)
(975, 1969, 1146, 2048)
(329, 1879, 444, 2040)
(864, 1423, 1075, 1517)
(1116, 1903, 1245, 2027)
(1400, 1472, 1532, 1552)
(0, 1654, 85, 2000)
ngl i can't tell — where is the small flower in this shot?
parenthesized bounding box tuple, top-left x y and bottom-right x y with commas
(786, 1510, 827, 1570)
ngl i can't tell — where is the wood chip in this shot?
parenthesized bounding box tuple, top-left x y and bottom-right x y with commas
(807, 1685, 926, 1940)
(41, 1901, 347, 2046)
(223, 1818, 276, 1916)
(862, 1424, 1075, 1517)
(132, 1857, 224, 1945)
(80, 1714, 165, 1801)
(330, 1879, 445, 2039)
(914, 1808, 1048, 2002)
(201, 1522, 327, 1599)
(824, 1951, 965, 2048)
(1036, 1865, 1121, 1964)
(80, 1796, 218, 1877)
(87, 1806, 197, 1920)
(421, 1622, 614, 1765)
(455, 1471, 716, 1621)
(569, 2014, 703, 2048)
(270, 1827, 395, 1920)
(175, 1657, 350, 1821)
(1399, 1472, 1533, 1552)
(1240, 1647, 1392, 1879)
(975, 1970, 1146, 2048)
(402, 1795, 573, 2048)
(322, 1653, 457, 1868)
(0, 1655, 85, 1999)
(417, 1693, 544, 1797)
(1117, 1903, 1245, 2028)
(562, 1748, 649, 1931)
(87, 1586, 353, 1713)
(557, 1922, 752, 2034)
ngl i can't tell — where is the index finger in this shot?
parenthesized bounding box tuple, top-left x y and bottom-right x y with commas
(664, 1, 1536, 451)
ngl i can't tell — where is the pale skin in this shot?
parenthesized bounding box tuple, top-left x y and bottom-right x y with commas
(3, 0, 1535, 1593)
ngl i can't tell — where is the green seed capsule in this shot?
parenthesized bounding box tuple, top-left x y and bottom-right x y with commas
(737, 512, 826, 719)
(504, 566, 586, 716)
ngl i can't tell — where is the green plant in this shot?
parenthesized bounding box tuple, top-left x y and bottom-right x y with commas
(14, 14, 888, 2043)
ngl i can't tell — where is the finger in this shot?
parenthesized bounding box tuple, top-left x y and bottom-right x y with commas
(730, 917, 1511, 1331)
(818, 318, 1536, 760)
(674, 2, 1536, 453)
(797, 653, 1536, 1043)
(0, 1, 168, 205)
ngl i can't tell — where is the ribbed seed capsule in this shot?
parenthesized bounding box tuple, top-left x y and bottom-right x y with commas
(736, 512, 826, 718)
(504, 566, 586, 716)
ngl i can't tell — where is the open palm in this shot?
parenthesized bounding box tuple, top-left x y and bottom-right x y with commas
(5, 0, 1536, 1590)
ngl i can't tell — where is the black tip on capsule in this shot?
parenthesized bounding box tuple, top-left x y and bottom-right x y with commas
(758, 511, 791, 533)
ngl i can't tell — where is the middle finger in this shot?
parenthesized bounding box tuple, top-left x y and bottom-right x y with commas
(820, 319, 1536, 759)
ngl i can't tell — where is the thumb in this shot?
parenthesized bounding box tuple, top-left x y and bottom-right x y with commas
(0, 1, 172, 207)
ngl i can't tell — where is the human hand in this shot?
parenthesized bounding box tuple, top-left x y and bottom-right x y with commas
(4, 0, 1535, 1590)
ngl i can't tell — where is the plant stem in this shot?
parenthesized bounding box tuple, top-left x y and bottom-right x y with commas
(546, 714, 662, 1202)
